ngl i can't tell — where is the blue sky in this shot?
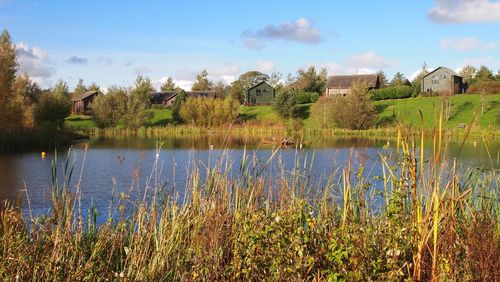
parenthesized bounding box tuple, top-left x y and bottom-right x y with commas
(1, 0, 499, 90)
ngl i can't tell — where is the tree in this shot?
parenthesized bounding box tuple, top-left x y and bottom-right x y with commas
(273, 90, 299, 119)
(130, 76, 154, 107)
(91, 86, 128, 128)
(0, 30, 22, 131)
(495, 70, 500, 81)
(459, 65, 477, 85)
(475, 66, 494, 81)
(160, 77, 178, 91)
(377, 71, 389, 87)
(310, 97, 336, 128)
(390, 72, 411, 86)
(329, 81, 376, 129)
(269, 72, 284, 90)
(88, 82, 100, 91)
(34, 92, 72, 129)
(213, 80, 227, 98)
(13, 74, 41, 127)
(53, 79, 70, 97)
(191, 70, 213, 91)
(172, 89, 187, 124)
(74, 78, 88, 96)
(228, 80, 245, 103)
(179, 96, 239, 126)
(292, 66, 327, 94)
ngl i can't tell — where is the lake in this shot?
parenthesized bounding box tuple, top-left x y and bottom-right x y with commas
(0, 135, 498, 222)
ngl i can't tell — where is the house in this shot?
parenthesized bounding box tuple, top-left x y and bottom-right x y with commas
(149, 90, 217, 107)
(325, 74, 381, 97)
(150, 91, 178, 106)
(421, 67, 464, 95)
(71, 90, 99, 114)
(246, 81, 275, 105)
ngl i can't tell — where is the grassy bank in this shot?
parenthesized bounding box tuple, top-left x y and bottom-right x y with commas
(0, 128, 499, 280)
(65, 94, 500, 137)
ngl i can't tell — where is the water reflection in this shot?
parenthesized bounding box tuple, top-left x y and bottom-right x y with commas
(0, 135, 497, 222)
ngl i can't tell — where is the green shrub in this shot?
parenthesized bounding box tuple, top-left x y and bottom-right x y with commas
(293, 91, 319, 104)
(91, 87, 128, 128)
(180, 97, 239, 126)
(34, 93, 72, 129)
(467, 80, 500, 94)
(369, 86, 413, 100)
(273, 90, 300, 118)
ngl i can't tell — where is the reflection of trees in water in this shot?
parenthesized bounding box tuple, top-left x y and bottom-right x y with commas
(0, 156, 21, 209)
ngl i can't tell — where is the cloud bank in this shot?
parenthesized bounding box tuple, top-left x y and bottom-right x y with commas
(243, 18, 323, 49)
(429, 0, 500, 23)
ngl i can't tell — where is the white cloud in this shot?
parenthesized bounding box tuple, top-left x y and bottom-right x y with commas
(429, 0, 500, 23)
(440, 37, 500, 51)
(256, 60, 276, 73)
(207, 64, 240, 77)
(348, 51, 398, 69)
(15, 42, 55, 87)
(242, 18, 323, 49)
(97, 56, 113, 65)
(174, 80, 194, 91)
(459, 56, 500, 69)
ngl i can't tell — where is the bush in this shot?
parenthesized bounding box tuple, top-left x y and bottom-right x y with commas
(91, 87, 128, 128)
(330, 81, 376, 129)
(293, 91, 319, 104)
(467, 80, 500, 94)
(180, 97, 239, 126)
(34, 93, 72, 129)
(273, 90, 300, 118)
(369, 86, 413, 100)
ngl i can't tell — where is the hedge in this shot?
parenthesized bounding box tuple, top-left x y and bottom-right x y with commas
(369, 86, 413, 100)
(467, 80, 500, 95)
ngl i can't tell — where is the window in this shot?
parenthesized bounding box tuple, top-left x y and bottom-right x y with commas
(432, 76, 439, 84)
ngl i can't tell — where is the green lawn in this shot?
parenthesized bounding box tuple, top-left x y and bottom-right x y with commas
(65, 94, 500, 131)
(65, 115, 97, 130)
(374, 94, 500, 129)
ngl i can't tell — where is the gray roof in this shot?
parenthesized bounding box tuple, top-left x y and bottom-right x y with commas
(425, 66, 462, 78)
(247, 81, 273, 92)
(150, 91, 178, 102)
(327, 74, 379, 89)
(71, 90, 99, 101)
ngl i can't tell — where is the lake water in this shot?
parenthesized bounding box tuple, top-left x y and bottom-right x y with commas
(0, 135, 498, 222)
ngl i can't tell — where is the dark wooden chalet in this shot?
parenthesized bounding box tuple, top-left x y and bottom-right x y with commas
(71, 90, 99, 114)
(325, 74, 381, 97)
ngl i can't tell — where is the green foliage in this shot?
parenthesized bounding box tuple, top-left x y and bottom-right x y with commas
(172, 90, 187, 124)
(293, 91, 319, 104)
(369, 85, 413, 100)
(91, 86, 128, 128)
(467, 80, 500, 95)
(309, 97, 336, 128)
(411, 63, 429, 96)
(34, 93, 72, 129)
(475, 65, 494, 81)
(53, 79, 70, 97)
(0, 29, 22, 131)
(228, 80, 245, 103)
(179, 97, 239, 126)
(292, 66, 327, 94)
(390, 72, 411, 86)
(160, 77, 178, 91)
(74, 78, 88, 96)
(191, 69, 213, 91)
(130, 76, 154, 106)
(123, 77, 155, 128)
(273, 90, 299, 118)
(330, 81, 376, 129)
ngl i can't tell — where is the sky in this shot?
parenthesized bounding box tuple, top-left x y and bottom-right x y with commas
(1, 0, 499, 90)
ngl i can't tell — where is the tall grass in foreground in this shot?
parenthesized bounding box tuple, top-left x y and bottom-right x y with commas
(1, 126, 499, 281)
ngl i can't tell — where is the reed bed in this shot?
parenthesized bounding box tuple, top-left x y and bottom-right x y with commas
(1, 123, 499, 281)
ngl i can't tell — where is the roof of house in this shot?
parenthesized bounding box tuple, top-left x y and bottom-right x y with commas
(327, 74, 379, 89)
(247, 81, 273, 92)
(71, 90, 99, 101)
(424, 66, 462, 78)
(150, 91, 178, 102)
(186, 91, 217, 98)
